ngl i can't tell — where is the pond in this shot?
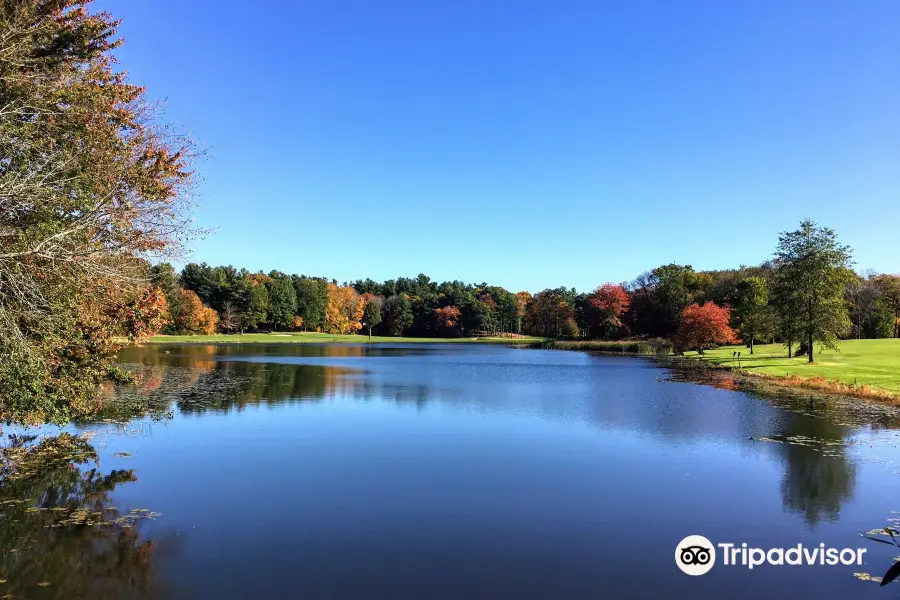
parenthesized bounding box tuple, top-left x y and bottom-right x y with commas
(3, 343, 900, 599)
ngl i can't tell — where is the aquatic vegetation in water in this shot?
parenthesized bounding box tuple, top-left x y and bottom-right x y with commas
(859, 524, 900, 586)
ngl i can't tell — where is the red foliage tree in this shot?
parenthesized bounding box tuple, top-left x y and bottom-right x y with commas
(675, 302, 738, 352)
(585, 283, 631, 337)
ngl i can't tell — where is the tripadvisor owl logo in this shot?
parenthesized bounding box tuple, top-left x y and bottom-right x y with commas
(676, 535, 716, 575)
(675, 535, 869, 576)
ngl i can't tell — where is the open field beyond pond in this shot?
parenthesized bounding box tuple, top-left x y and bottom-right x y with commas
(687, 338, 900, 395)
(147, 332, 544, 345)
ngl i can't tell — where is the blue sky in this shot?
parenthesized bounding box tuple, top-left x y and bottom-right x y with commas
(97, 0, 900, 292)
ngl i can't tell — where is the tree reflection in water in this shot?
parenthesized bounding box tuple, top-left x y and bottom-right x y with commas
(0, 433, 165, 599)
(774, 414, 857, 527)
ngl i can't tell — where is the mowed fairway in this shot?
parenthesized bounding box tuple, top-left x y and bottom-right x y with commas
(690, 339, 900, 393)
(147, 332, 543, 345)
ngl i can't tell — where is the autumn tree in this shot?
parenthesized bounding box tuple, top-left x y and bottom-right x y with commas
(173, 289, 218, 335)
(525, 289, 575, 337)
(514, 291, 532, 334)
(734, 277, 774, 354)
(0, 1, 198, 423)
(434, 306, 462, 336)
(675, 303, 738, 352)
(325, 284, 364, 334)
(585, 283, 630, 339)
(382, 294, 413, 336)
(121, 286, 169, 342)
(773, 220, 853, 363)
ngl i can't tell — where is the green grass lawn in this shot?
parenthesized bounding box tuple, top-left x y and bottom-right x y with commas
(147, 332, 544, 345)
(687, 338, 900, 393)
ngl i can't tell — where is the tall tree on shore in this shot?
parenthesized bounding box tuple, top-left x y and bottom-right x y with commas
(362, 298, 383, 340)
(0, 0, 198, 423)
(266, 276, 297, 331)
(734, 277, 773, 354)
(585, 283, 631, 339)
(514, 291, 532, 335)
(382, 294, 413, 336)
(220, 302, 241, 334)
(293, 277, 328, 332)
(872, 274, 900, 338)
(773, 220, 853, 363)
(325, 284, 364, 334)
(771, 273, 802, 358)
(242, 280, 269, 331)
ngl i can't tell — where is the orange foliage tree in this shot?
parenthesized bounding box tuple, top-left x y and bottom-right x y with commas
(675, 302, 738, 352)
(434, 305, 462, 336)
(174, 289, 219, 335)
(121, 287, 169, 343)
(514, 291, 532, 334)
(325, 284, 364, 334)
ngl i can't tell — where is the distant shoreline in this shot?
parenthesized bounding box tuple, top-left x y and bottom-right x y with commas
(145, 333, 543, 345)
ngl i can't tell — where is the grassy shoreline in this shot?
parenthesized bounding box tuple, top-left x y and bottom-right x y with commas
(146, 332, 543, 345)
(682, 339, 900, 402)
(527, 339, 674, 355)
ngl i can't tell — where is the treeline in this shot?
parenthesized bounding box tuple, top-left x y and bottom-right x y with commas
(151, 220, 900, 361)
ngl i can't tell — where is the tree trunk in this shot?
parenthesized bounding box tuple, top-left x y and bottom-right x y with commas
(749, 335, 754, 355)
(368, 326, 372, 341)
(808, 330, 814, 363)
(787, 342, 792, 358)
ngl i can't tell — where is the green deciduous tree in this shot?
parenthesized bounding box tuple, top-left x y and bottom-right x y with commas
(866, 298, 895, 339)
(266, 276, 297, 331)
(242, 281, 269, 331)
(293, 277, 328, 332)
(872, 274, 900, 338)
(362, 298, 383, 340)
(773, 220, 854, 363)
(382, 294, 413, 336)
(734, 276, 774, 354)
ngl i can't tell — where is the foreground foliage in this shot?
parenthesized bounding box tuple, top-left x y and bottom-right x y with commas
(0, 1, 196, 424)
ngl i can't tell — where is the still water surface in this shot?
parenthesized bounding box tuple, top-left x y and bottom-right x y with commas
(4, 343, 900, 599)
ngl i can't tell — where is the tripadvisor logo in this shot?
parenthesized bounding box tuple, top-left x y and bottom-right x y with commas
(676, 535, 716, 576)
(675, 535, 867, 576)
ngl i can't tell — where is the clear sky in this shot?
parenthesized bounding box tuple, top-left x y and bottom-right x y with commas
(96, 0, 900, 292)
